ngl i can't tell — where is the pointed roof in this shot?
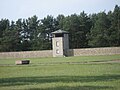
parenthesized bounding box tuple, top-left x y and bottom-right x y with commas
(52, 29, 69, 34)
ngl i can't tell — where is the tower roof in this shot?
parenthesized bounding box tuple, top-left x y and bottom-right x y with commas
(52, 29, 69, 34)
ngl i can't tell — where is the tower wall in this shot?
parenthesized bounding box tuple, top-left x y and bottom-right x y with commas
(52, 37, 64, 57)
(63, 34, 69, 56)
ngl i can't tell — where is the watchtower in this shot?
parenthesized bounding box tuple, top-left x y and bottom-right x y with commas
(52, 29, 69, 57)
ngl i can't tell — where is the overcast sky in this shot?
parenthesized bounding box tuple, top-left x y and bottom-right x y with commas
(0, 0, 120, 21)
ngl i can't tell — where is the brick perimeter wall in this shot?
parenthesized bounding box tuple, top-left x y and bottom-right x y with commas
(70, 47, 120, 56)
(0, 50, 53, 58)
(0, 47, 120, 58)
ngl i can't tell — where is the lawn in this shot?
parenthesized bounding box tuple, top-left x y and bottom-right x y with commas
(0, 55, 120, 90)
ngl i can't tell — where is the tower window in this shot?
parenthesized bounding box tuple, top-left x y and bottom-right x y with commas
(56, 41, 59, 47)
(56, 49, 59, 54)
(55, 33, 64, 37)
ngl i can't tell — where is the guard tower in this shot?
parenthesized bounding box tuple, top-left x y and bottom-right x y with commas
(52, 29, 69, 57)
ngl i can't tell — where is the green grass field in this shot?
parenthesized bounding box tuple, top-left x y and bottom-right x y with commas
(0, 55, 120, 90)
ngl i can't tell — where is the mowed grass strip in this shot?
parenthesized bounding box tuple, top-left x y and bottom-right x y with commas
(0, 54, 120, 65)
(0, 55, 120, 90)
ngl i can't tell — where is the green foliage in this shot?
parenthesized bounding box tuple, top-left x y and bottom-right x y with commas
(88, 5, 120, 47)
(88, 12, 110, 47)
(0, 5, 120, 52)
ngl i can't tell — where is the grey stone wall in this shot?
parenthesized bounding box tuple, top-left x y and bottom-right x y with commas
(69, 47, 120, 56)
(0, 47, 120, 58)
(0, 50, 53, 58)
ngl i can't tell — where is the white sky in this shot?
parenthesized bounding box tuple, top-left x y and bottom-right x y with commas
(0, 0, 120, 21)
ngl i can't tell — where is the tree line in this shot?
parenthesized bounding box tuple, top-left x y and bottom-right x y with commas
(0, 5, 120, 52)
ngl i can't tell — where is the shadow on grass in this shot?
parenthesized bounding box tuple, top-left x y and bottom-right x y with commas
(0, 74, 119, 89)
(28, 86, 113, 90)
